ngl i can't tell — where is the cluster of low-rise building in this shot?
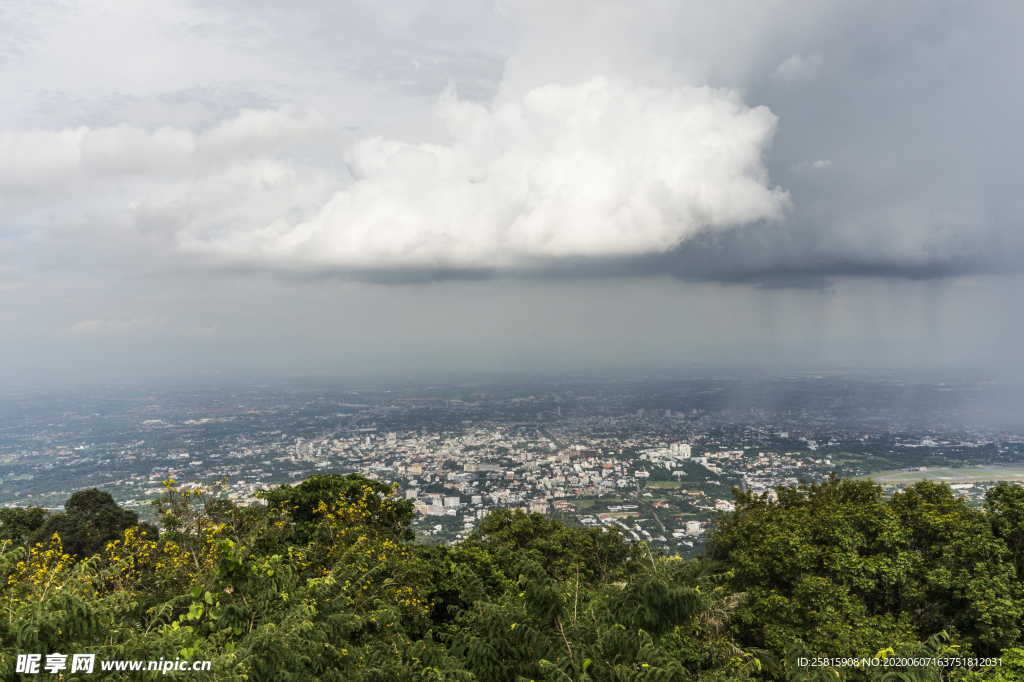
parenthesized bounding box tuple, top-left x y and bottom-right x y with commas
(5, 382, 1024, 555)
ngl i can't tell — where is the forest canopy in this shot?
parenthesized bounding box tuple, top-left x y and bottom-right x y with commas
(3, 474, 1024, 680)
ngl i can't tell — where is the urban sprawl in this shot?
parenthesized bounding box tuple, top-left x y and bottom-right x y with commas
(3, 377, 1023, 554)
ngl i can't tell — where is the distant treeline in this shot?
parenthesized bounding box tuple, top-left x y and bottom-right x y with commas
(3, 473, 1024, 680)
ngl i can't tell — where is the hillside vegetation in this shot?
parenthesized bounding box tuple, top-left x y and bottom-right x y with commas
(4, 474, 1024, 680)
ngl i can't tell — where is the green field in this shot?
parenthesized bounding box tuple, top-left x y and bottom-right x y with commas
(863, 464, 1024, 484)
(572, 497, 623, 511)
(646, 480, 683, 489)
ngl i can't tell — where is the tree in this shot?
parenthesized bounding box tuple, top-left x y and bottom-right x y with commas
(258, 473, 414, 542)
(985, 483, 1024, 576)
(709, 476, 1024, 660)
(464, 509, 639, 583)
(31, 488, 153, 557)
(0, 505, 48, 544)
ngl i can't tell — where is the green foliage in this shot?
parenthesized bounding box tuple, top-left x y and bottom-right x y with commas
(2, 474, 1024, 680)
(985, 483, 1024, 576)
(710, 477, 1024, 660)
(27, 489, 153, 557)
(258, 473, 415, 542)
(0, 505, 47, 544)
(465, 508, 640, 583)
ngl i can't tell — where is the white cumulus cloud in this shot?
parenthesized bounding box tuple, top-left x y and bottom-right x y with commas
(179, 77, 787, 269)
(0, 109, 327, 190)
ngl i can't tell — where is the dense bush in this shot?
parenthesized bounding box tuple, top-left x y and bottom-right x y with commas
(3, 474, 1024, 680)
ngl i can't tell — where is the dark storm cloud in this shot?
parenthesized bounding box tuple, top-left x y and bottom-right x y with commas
(268, 225, 1020, 290)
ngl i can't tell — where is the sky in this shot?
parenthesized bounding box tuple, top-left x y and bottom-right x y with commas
(2, 0, 1022, 386)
